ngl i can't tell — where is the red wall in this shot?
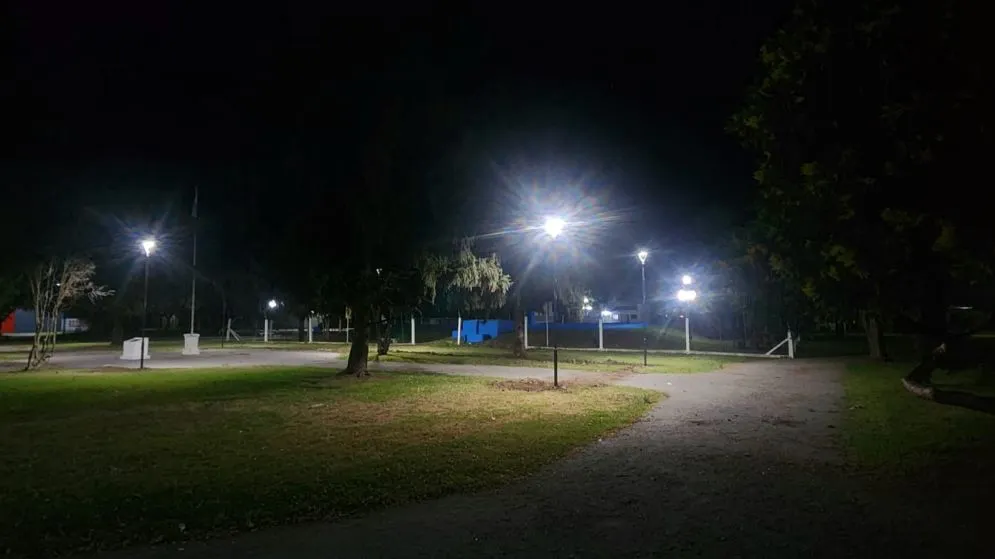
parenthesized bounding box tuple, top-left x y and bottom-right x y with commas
(0, 313, 14, 334)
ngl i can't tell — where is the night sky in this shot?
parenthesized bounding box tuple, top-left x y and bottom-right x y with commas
(5, 1, 794, 303)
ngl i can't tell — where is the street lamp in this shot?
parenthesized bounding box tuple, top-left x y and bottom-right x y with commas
(542, 215, 566, 386)
(637, 249, 649, 305)
(677, 275, 696, 353)
(542, 216, 566, 348)
(543, 216, 565, 239)
(139, 238, 156, 370)
(264, 299, 278, 342)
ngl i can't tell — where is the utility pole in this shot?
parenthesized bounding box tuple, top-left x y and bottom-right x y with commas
(184, 186, 201, 355)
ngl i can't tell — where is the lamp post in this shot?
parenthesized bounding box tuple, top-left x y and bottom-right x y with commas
(265, 299, 278, 342)
(542, 216, 565, 386)
(140, 238, 156, 370)
(637, 249, 649, 364)
(637, 250, 648, 304)
(677, 275, 696, 354)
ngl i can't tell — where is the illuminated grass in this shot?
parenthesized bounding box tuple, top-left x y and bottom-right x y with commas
(0, 367, 657, 557)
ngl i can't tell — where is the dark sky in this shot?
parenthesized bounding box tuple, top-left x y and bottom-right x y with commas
(5, 1, 794, 302)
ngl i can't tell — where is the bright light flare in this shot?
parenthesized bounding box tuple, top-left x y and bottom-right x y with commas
(637, 250, 648, 264)
(141, 238, 156, 257)
(601, 309, 613, 317)
(677, 289, 697, 302)
(268, 299, 278, 309)
(681, 274, 693, 285)
(543, 216, 566, 239)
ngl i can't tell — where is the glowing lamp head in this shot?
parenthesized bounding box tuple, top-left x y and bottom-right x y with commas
(543, 216, 566, 239)
(601, 309, 613, 317)
(637, 250, 649, 264)
(681, 274, 693, 286)
(141, 238, 156, 257)
(267, 299, 278, 309)
(677, 289, 697, 302)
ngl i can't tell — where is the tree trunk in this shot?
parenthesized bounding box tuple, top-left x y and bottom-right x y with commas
(512, 301, 527, 357)
(376, 312, 393, 356)
(345, 307, 370, 376)
(862, 311, 888, 360)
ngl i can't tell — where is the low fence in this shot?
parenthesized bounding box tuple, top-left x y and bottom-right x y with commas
(521, 318, 795, 358)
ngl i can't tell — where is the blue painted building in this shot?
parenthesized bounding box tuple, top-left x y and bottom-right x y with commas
(451, 319, 515, 344)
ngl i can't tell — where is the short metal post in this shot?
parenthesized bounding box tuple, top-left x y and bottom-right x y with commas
(524, 314, 529, 349)
(456, 315, 462, 345)
(307, 315, 313, 343)
(553, 347, 559, 387)
(787, 329, 794, 359)
(598, 318, 604, 351)
(264, 318, 269, 342)
(643, 337, 648, 366)
(411, 316, 416, 345)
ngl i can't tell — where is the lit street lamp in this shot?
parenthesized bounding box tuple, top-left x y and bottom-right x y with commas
(264, 299, 279, 342)
(543, 216, 565, 239)
(677, 275, 696, 353)
(542, 215, 565, 386)
(637, 249, 649, 305)
(139, 238, 156, 370)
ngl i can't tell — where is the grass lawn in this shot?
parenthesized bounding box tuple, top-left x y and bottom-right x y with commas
(843, 361, 995, 475)
(382, 344, 741, 373)
(0, 367, 657, 557)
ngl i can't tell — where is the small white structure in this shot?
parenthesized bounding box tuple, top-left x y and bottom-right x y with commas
(121, 337, 150, 360)
(182, 333, 200, 355)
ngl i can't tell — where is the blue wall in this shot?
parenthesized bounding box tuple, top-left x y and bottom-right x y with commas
(451, 319, 515, 343)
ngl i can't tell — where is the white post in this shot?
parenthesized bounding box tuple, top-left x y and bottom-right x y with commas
(456, 315, 462, 345)
(410, 316, 416, 345)
(226, 318, 232, 341)
(598, 317, 604, 351)
(524, 314, 529, 349)
(308, 316, 313, 343)
(684, 315, 690, 353)
(264, 319, 269, 342)
(345, 316, 350, 343)
(787, 329, 794, 359)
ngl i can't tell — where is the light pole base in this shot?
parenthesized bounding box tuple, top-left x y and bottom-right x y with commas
(182, 333, 201, 356)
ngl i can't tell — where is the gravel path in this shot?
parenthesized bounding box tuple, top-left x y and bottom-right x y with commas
(96, 358, 985, 559)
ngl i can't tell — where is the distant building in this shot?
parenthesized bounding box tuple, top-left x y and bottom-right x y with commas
(0, 309, 88, 337)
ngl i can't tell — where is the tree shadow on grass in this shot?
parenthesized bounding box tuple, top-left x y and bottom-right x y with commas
(902, 378, 995, 415)
(932, 388, 995, 414)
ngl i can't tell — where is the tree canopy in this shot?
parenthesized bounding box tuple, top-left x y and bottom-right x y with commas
(731, 0, 994, 358)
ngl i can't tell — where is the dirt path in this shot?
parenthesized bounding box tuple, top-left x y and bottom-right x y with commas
(99, 358, 982, 558)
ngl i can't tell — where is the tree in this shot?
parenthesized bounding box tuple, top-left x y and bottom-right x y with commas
(731, 0, 994, 367)
(433, 241, 513, 320)
(24, 257, 111, 370)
